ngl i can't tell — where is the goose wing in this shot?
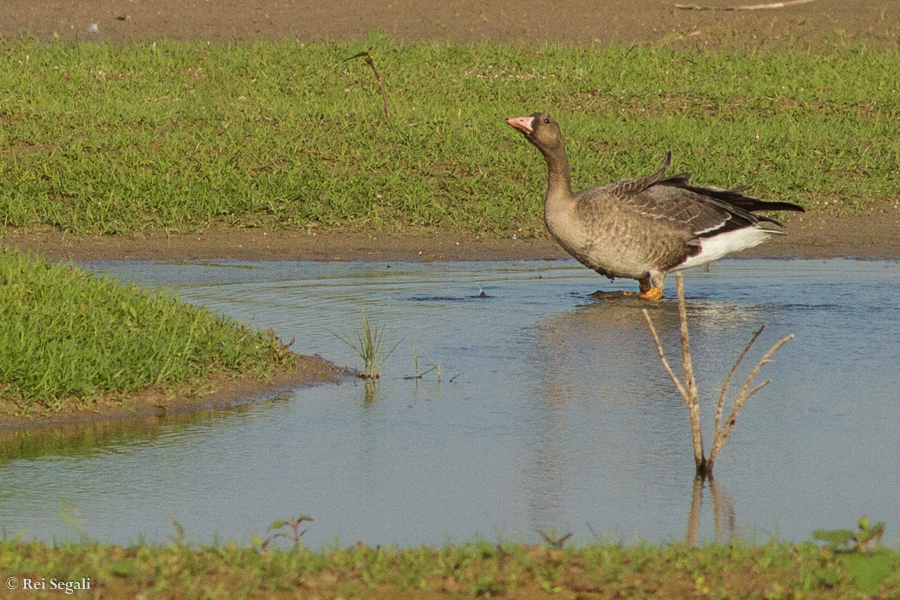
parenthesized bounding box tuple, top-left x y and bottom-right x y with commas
(608, 151, 673, 196)
(596, 154, 803, 238)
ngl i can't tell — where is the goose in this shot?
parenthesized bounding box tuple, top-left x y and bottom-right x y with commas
(506, 113, 804, 299)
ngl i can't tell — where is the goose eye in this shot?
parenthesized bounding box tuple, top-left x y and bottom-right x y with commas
(542, 118, 550, 124)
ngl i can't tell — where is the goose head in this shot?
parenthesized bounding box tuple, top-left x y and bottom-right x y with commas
(505, 113, 565, 156)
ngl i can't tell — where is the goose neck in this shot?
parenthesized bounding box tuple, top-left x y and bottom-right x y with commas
(541, 145, 574, 202)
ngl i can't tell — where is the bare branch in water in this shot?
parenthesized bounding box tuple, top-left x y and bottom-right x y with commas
(643, 273, 705, 472)
(644, 272, 793, 479)
(708, 332, 794, 467)
(714, 325, 765, 439)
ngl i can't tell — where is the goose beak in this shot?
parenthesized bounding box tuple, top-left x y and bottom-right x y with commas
(505, 116, 534, 134)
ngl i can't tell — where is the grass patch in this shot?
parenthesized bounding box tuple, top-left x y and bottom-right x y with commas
(0, 249, 290, 414)
(0, 533, 898, 599)
(1, 39, 898, 235)
(331, 314, 401, 380)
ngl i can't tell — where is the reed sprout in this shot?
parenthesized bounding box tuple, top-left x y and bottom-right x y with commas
(332, 315, 400, 379)
(407, 346, 441, 382)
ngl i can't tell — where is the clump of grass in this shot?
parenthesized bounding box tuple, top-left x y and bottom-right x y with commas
(643, 273, 793, 478)
(0, 249, 289, 414)
(813, 517, 892, 595)
(814, 516, 887, 554)
(332, 315, 400, 379)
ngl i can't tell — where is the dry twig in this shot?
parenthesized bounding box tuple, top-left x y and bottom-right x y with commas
(674, 0, 816, 11)
(364, 54, 392, 124)
(643, 272, 793, 478)
(344, 40, 392, 124)
(707, 332, 794, 467)
(714, 325, 764, 440)
(643, 274, 705, 471)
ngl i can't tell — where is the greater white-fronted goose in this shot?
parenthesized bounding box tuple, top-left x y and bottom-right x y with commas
(506, 113, 805, 299)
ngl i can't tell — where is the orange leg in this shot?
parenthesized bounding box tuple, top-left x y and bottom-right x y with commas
(636, 273, 666, 300)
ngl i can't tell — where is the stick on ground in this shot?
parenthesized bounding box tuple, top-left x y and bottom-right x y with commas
(674, 0, 817, 11)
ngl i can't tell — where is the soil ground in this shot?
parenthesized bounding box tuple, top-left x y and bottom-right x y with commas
(2, 0, 898, 431)
(2, 0, 897, 49)
(3, 209, 900, 264)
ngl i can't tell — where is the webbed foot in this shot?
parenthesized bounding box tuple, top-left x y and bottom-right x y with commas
(638, 287, 664, 300)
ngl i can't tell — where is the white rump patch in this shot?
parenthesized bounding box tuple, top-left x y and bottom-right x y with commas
(675, 227, 777, 271)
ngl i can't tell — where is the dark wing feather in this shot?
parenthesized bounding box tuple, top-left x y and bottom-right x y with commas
(611, 152, 672, 196)
(623, 185, 749, 237)
(599, 153, 804, 237)
(658, 178, 805, 227)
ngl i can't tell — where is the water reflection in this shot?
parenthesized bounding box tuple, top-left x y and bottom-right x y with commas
(0, 401, 269, 465)
(0, 259, 898, 548)
(688, 477, 737, 545)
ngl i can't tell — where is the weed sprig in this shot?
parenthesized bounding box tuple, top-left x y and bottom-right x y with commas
(331, 315, 401, 379)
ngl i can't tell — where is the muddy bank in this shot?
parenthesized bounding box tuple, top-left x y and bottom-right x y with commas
(3, 209, 900, 264)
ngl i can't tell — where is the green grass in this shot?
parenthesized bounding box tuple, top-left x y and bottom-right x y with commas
(1, 39, 898, 235)
(1, 532, 898, 599)
(332, 314, 401, 380)
(0, 249, 289, 413)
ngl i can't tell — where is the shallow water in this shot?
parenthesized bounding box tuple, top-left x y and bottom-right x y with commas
(1, 258, 899, 548)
